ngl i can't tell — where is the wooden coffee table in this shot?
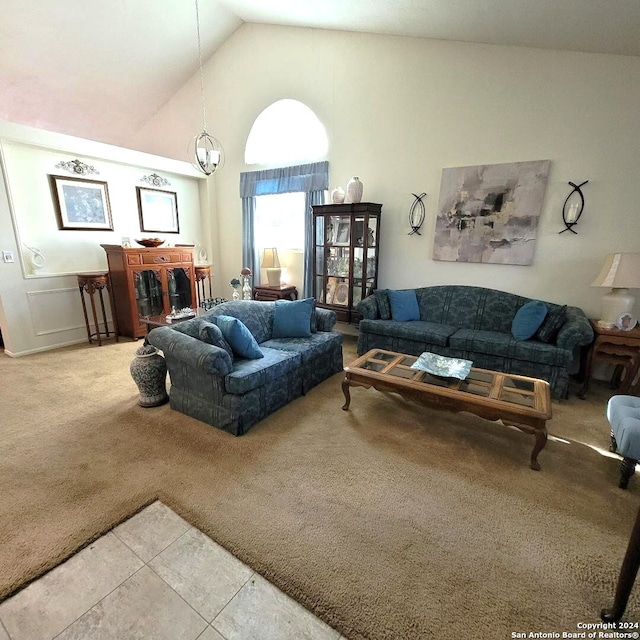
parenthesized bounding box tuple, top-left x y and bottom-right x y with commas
(342, 349, 552, 470)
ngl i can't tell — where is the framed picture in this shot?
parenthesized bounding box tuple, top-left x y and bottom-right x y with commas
(616, 313, 638, 331)
(49, 175, 113, 230)
(333, 282, 349, 306)
(335, 221, 350, 244)
(136, 187, 180, 234)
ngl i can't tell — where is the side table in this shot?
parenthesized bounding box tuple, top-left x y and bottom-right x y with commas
(253, 284, 298, 301)
(579, 320, 640, 399)
(76, 272, 119, 346)
(194, 266, 212, 307)
(142, 312, 198, 336)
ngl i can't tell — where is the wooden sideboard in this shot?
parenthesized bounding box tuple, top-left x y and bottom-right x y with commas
(101, 245, 197, 339)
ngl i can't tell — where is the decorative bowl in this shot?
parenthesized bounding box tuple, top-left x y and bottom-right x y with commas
(410, 352, 473, 380)
(135, 238, 165, 248)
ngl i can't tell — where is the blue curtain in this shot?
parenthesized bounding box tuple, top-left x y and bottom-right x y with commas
(241, 197, 257, 280)
(240, 161, 329, 296)
(304, 190, 325, 297)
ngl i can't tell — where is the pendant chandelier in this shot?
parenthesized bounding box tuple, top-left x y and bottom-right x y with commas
(189, 0, 224, 176)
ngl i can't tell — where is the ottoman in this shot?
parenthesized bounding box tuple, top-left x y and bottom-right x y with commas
(608, 395, 640, 489)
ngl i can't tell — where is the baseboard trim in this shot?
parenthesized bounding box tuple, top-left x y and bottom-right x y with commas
(4, 338, 89, 358)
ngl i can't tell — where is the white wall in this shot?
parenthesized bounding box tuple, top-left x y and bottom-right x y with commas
(131, 24, 640, 319)
(0, 121, 208, 355)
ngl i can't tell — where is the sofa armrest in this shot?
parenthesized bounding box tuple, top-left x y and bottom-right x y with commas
(555, 306, 595, 350)
(147, 326, 233, 376)
(316, 307, 337, 331)
(356, 295, 379, 320)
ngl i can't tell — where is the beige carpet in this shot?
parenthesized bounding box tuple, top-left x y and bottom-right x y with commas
(1, 337, 639, 639)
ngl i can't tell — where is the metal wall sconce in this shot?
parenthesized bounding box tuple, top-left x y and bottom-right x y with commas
(408, 192, 427, 235)
(559, 180, 588, 234)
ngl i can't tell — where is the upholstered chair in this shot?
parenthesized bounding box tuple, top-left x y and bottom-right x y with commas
(607, 395, 640, 488)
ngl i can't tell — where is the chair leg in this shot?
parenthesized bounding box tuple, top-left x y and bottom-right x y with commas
(620, 457, 637, 490)
(610, 431, 618, 453)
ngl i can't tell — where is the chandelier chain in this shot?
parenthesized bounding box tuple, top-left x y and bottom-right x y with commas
(195, 0, 207, 132)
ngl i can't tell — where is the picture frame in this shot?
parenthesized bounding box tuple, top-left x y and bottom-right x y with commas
(616, 312, 638, 331)
(335, 221, 350, 245)
(49, 175, 113, 231)
(136, 187, 180, 234)
(333, 282, 349, 306)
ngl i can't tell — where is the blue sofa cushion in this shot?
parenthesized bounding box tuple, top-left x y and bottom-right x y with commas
(450, 329, 514, 357)
(262, 331, 342, 364)
(172, 317, 206, 339)
(360, 319, 458, 347)
(535, 305, 567, 343)
(214, 315, 264, 359)
(450, 329, 572, 366)
(202, 301, 274, 344)
(224, 347, 300, 395)
(199, 321, 234, 359)
(511, 300, 547, 340)
(512, 339, 573, 367)
(272, 298, 314, 338)
(387, 289, 420, 322)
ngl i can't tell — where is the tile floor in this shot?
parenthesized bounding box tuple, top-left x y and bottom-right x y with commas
(0, 502, 346, 640)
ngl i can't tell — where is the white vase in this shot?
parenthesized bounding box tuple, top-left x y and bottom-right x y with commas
(345, 177, 363, 204)
(331, 186, 345, 204)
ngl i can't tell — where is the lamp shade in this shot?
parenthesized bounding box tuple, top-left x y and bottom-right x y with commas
(591, 253, 640, 328)
(261, 248, 281, 269)
(591, 253, 640, 289)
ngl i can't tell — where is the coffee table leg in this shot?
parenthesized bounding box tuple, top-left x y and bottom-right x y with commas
(342, 377, 351, 411)
(530, 427, 548, 471)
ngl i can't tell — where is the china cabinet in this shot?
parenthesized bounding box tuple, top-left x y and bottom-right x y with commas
(312, 202, 382, 323)
(101, 245, 197, 339)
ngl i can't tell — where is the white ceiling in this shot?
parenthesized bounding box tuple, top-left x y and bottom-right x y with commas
(1, 0, 639, 149)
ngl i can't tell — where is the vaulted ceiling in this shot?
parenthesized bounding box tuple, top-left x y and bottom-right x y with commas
(1, 0, 638, 149)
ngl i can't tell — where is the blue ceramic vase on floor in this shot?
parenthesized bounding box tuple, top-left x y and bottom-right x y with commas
(129, 344, 169, 407)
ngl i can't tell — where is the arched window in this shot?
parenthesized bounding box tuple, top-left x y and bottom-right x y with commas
(241, 100, 329, 296)
(244, 99, 328, 166)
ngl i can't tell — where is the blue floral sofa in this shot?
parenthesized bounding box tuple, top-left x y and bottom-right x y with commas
(356, 285, 594, 398)
(147, 300, 343, 435)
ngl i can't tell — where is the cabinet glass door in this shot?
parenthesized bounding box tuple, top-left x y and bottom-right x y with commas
(134, 270, 163, 317)
(167, 268, 193, 310)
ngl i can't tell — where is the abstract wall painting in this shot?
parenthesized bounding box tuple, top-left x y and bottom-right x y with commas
(432, 160, 551, 265)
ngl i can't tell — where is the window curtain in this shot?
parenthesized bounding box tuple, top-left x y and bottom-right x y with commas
(240, 161, 328, 296)
(304, 190, 325, 297)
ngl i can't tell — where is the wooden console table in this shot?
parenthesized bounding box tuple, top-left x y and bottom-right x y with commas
(253, 284, 298, 301)
(342, 349, 552, 470)
(579, 320, 640, 399)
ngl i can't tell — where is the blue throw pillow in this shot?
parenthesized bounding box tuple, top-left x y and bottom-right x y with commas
(387, 289, 420, 322)
(272, 297, 314, 338)
(213, 315, 264, 359)
(511, 300, 548, 341)
(198, 321, 234, 359)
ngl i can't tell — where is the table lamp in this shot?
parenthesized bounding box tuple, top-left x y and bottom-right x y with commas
(591, 253, 640, 328)
(261, 248, 281, 286)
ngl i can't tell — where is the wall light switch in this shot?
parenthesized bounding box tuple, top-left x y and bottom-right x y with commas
(2, 250, 15, 263)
